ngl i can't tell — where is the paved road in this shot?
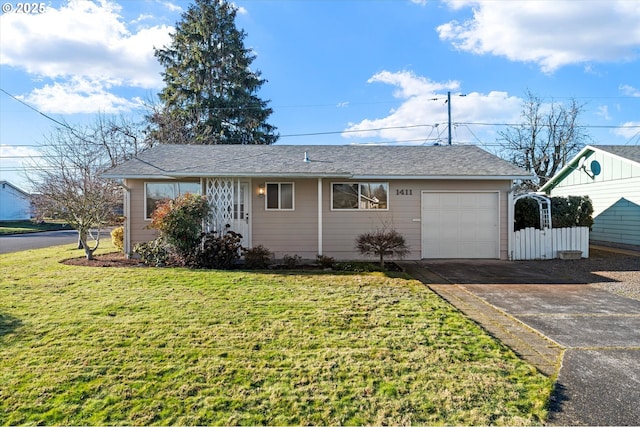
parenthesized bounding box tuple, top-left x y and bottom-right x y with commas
(413, 258, 640, 426)
(0, 230, 80, 254)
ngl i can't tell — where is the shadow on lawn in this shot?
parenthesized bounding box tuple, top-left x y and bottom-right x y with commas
(0, 312, 22, 339)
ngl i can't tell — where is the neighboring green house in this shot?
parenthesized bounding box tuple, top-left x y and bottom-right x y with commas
(104, 144, 531, 261)
(540, 145, 640, 251)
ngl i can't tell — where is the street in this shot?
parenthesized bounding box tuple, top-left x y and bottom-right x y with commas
(0, 230, 80, 254)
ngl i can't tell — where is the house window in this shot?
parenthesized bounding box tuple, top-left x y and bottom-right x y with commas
(332, 182, 388, 210)
(266, 183, 294, 210)
(145, 182, 201, 219)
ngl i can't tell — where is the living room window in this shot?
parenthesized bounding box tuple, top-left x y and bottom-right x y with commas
(332, 182, 388, 210)
(266, 182, 294, 210)
(145, 182, 201, 219)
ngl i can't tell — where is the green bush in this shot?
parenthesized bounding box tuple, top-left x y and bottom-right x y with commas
(515, 195, 594, 230)
(551, 196, 594, 229)
(148, 193, 209, 259)
(193, 231, 244, 269)
(282, 254, 302, 269)
(110, 226, 124, 253)
(315, 254, 335, 269)
(134, 238, 170, 267)
(245, 245, 273, 269)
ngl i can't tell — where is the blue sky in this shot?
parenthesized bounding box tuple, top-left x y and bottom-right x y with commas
(1, 0, 639, 190)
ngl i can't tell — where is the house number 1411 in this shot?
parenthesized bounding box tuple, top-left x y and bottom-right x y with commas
(396, 189, 413, 196)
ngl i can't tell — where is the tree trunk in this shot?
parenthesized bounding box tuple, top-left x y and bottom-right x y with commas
(77, 231, 85, 250)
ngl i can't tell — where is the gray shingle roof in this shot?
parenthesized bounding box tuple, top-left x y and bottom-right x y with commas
(104, 144, 531, 179)
(595, 145, 640, 164)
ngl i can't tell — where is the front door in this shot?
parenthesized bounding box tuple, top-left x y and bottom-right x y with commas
(204, 178, 251, 248)
(231, 182, 250, 247)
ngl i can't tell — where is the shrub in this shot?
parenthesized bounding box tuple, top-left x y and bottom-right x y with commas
(356, 228, 410, 269)
(551, 196, 594, 229)
(245, 245, 273, 269)
(515, 195, 594, 230)
(282, 254, 302, 269)
(134, 238, 170, 267)
(315, 254, 335, 269)
(148, 193, 209, 259)
(110, 226, 124, 253)
(193, 231, 244, 269)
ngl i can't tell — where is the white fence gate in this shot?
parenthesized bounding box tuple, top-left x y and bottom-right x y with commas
(512, 227, 589, 260)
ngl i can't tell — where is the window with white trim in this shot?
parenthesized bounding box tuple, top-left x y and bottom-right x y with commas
(145, 182, 201, 219)
(332, 182, 388, 210)
(266, 182, 294, 210)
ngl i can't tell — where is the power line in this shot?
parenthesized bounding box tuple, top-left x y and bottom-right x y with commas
(0, 88, 74, 131)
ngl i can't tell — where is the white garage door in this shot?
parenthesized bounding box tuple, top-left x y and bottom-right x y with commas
(421, 192, 499, 258)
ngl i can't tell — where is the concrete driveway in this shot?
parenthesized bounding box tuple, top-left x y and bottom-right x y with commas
(402, 253, 640, 426)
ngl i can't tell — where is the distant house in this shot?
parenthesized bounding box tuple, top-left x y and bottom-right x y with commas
(104, 144, 531, 260)
(540, 145, 640, 251)
(0, 181, 32, 221)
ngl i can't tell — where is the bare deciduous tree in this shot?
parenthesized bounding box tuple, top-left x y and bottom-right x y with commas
(499, 90, 591, 191)
(27, 115, 144, 259)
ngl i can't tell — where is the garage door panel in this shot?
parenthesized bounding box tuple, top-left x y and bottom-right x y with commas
(422, 192, 499, 259)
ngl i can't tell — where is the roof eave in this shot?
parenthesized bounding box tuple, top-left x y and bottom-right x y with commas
(352, 174, 533, 180)
(102, 172, 532, 181)
(539, 145, 594, 193)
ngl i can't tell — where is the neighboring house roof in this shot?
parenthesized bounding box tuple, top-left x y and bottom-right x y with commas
(0, 181, 31, 198)
(594, 145, 640, 164)
(104, 144, 531, 180)
(540, 145, 640, 192)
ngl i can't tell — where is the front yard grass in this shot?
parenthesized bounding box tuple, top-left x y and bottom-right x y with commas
(0, 244, 552, 425)
(0, 220, 69, 235)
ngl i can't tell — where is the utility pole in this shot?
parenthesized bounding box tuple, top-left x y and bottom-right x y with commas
(447, 91, 452, 145)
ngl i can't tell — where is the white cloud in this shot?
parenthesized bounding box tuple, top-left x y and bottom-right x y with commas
(620, 84, 640, 97)
(613, 121, 640, 140)
(20, 77, 144, 114)
(0, 0, 173, 115)
(0, 145, 42, 186)
(157, 0, 183, 13)
(343, 70, 522, 145)
(596, 105, 611, 121)
(0, 0, 172, 88)
(437, 0, 640, 73)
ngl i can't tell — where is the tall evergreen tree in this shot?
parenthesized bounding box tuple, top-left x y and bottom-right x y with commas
(150, 0, 278, 145)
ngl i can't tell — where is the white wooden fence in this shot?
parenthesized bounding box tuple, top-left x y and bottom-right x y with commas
(512, 227, 589, 260)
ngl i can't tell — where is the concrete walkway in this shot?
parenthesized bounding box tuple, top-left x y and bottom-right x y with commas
(400, 259, 640, 426)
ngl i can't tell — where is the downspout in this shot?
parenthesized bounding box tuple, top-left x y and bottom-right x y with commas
(318, 178, 323, 256)
(507, 184, 515, 261)
(115, 179, 132, 258)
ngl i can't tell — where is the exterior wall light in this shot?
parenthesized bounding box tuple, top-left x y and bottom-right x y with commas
(258, 184, 265, 198)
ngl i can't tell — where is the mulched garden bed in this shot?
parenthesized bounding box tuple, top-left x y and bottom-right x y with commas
(61, 252, 402, 272)
(62, 252, 144, 268)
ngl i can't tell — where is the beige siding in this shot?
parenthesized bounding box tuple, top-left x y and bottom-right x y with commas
(127, 177, 513, 260)
(251, 178, 512, 261)
(251, 179, 318, 258)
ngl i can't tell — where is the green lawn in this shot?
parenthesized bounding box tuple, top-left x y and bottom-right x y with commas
(0, 243, 552, 425)
(0, 220, 70, 235)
